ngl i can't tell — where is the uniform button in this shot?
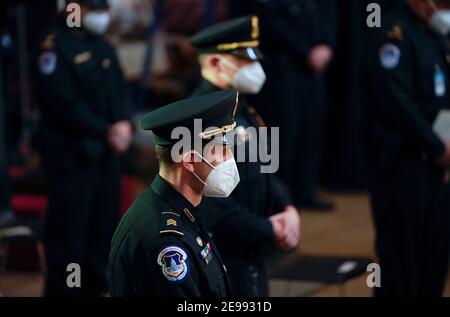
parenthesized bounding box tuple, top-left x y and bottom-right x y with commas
(102, 58, 111, 69)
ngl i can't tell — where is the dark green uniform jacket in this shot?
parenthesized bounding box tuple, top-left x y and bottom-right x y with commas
(108, 175, 232, 297)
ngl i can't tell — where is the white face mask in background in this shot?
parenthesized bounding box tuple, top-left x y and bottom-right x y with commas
(188, 152, 240, 198)
(429, 10, 450, 35)
(218, 58, 267, 94)
(83, 12, 111, 35)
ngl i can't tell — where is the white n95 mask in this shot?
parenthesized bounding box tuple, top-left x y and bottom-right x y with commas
(219, 58, 267, 94)
(83, 12, 111, 35)
(189, 152, 240, 198)
(429, 10, 450, 36)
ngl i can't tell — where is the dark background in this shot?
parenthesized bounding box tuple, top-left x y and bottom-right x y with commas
(0, 0, 403, 190)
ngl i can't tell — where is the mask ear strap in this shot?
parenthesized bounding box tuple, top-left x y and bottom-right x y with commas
(182, 151, 213, 186)
(191, 170, 208, 186)
(191, 151, 216, 170)
(219, 56, 238, 70)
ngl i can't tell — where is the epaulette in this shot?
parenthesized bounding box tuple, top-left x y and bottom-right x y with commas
(387, 25, 403, 41)
(159, 211, 184, 237)
(41, 33, 55, 50)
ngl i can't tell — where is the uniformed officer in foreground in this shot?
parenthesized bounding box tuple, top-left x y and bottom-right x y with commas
(35, 0, 132, 296)
(366, 0, 450, 296)
(190, 16, 300, 296)
(108, 90, 240, 297)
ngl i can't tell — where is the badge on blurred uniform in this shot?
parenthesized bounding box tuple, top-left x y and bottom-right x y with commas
(435, 65, 446, 97)
(38, 51, 57, 75)
(379, 44, 401, 69)
(157, 245, 189, 283)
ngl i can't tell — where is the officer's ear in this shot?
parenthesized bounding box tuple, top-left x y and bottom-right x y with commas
(182, 151, 200, 173)
(206, 54, 222, 72)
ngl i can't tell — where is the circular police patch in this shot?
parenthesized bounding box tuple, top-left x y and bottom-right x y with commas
(157, 245, 189, 283)
(379, 44, 401, 69)
(39, 51, 57, 75)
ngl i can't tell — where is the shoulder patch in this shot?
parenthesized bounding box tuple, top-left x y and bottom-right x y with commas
(159, 211, 183, 236)
(379, 43, 401, 70)
(157, 245, 189, 283)
(38, 51, 58, 75)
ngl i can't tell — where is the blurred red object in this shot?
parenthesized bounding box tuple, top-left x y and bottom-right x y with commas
(11, 194, 48, 218)
(8, 166, 28, 179)
(9, 175, 135, 218)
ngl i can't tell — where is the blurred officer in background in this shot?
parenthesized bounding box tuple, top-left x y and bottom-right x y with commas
(109, 90, 238, 297)
(367, 0, 450, 296)
(35, 0, 132, 296)
(0, 142, 12, 229)
(0, 13, 15, 229)
(190, 16, 301, 296)
(0, 71, 13, 229)
(248, 0, 338, 210)
(294, 0, 337, 210)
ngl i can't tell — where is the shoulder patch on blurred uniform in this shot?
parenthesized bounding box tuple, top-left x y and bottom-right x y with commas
(157, 245, 189, 283)
(38, 51, 57, 75)
(379, 44, 401, 69)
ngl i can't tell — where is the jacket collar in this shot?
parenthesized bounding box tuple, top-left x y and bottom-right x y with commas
(151, 175, 199, 222)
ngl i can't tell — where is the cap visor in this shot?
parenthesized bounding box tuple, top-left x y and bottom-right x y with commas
(231, 47, 264, 61)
